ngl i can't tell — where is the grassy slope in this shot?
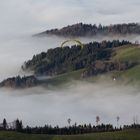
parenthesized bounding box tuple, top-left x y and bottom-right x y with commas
(41, 69, 85, 87)
(111, 45, 140, 84)
(0, 129, 140, 140)
(41, 45, 140, 86)
(112, 45, 140, 63)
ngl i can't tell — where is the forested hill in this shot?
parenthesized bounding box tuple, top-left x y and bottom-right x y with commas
(22, 40, 131, 76)
(36, 23, 140, 37)
(1, 40, 139, 89)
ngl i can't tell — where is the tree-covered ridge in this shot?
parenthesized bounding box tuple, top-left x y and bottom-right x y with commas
(0, 75, 38, 88)
(22, 40, 131, 76)
(36, 23, 140, 37)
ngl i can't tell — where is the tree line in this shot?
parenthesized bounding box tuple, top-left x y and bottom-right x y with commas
(38, 23, 140, 37)
(0, 75, 38, 88)
(0, 118, 139, 135)
(23, 40, 131, 76)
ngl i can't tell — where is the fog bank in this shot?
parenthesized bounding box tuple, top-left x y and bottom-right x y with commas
(0, 81, 139, 127)
(0, 33, 140, 127)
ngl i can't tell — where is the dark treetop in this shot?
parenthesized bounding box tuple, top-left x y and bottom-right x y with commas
(36, 23, 140, 37)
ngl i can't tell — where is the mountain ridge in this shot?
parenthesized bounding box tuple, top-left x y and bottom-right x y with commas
(0, 42, 140, 89)
(35, 23, 140, 37)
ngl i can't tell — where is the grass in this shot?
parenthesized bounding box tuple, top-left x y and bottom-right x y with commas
(0, 129, 140, 140)
(112, 45, 140, 63)
(122, 65, 140, 80)
(111, 45, 140, 84)
(41, 69, 85, 87)
(40, 45, 140, 87)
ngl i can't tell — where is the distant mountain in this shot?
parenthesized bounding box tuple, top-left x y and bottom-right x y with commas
(35, 23, 140, 37)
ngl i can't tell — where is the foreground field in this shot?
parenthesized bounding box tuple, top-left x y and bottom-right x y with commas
(0, 129, 140, 140)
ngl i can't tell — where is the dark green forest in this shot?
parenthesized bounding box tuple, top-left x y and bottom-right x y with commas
(0, 75, 38, 88)
(37, 23, 140, 37)
(1, 40, 137, 88)
(23, 40, 131, 76)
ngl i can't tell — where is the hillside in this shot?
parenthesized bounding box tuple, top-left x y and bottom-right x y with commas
(22, 40, 130, 76)
(39, 44, 140, 87)
(0, 42, 139, 89)
(0, 129, 140, 140)
(36, 23, 140, 37)
(111, 45, 140, 84)
(32, 45, 140, 87)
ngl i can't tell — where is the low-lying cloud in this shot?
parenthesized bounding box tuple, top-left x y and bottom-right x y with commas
(0, 81, 139, 127)
(0, 33, 140, 128)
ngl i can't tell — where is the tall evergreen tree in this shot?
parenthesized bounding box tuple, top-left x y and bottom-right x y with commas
(15, 119, 23, 132)
(3, 118, 7, 130)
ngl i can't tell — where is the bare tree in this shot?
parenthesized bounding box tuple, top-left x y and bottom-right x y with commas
(96, 116, 100, 126)
(133, 115, 139, 125)
(116, 116, 120, 128)
(133, 116, 136, 124)
(136, 116, 139, 124)
(67, 118, 71, 126)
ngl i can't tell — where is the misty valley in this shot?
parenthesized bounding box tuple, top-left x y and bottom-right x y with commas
(0, 22, 140, 139)
(1, 0, 140, 139)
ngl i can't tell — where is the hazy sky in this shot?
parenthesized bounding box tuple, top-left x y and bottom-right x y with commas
(0, 0, 140, 35)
